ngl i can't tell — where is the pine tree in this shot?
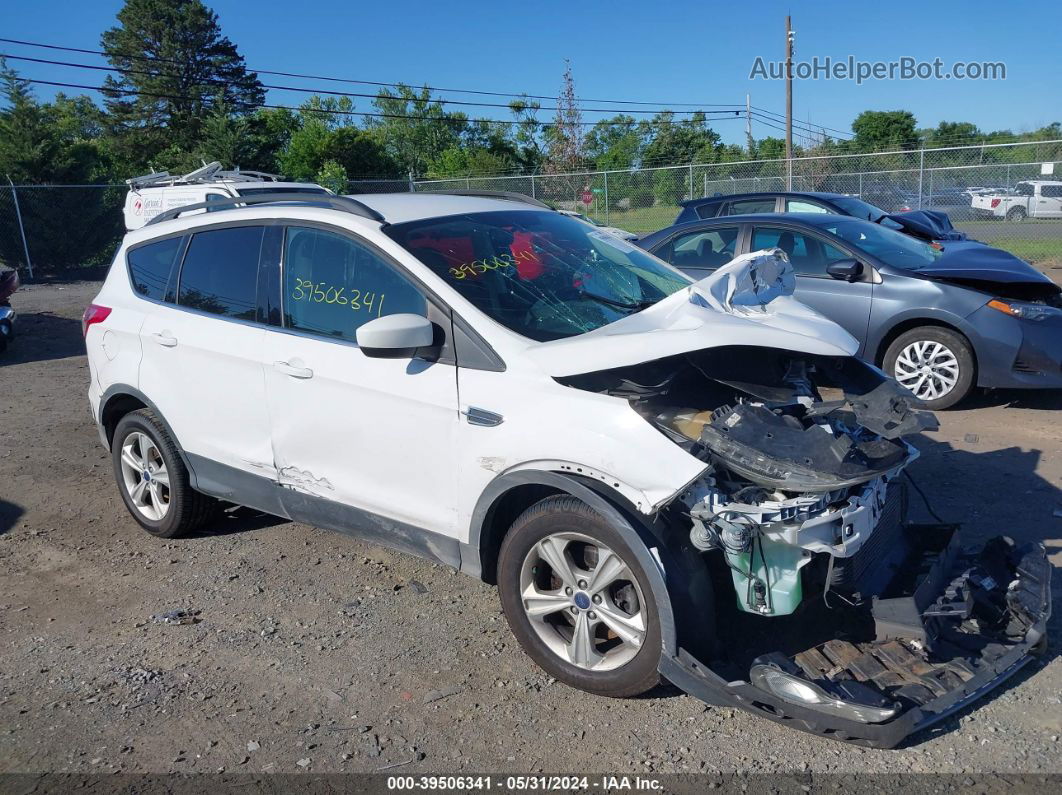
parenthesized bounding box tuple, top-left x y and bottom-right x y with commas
(544, 60, 584, 200)
(100, 0, 264, 167)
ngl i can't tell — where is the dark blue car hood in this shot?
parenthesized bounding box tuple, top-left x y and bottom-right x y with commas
(913, 243, 1060, 301)
(884, 210, 967, 241)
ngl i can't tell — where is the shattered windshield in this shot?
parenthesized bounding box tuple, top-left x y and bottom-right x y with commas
(387, 210, 690, 341)
(820, 217, 943, 270)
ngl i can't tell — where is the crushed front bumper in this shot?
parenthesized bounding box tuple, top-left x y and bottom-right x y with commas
(660, 530, 1051, 748)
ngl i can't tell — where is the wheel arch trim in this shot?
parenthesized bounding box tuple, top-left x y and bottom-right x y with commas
(466, 469, 678, 657)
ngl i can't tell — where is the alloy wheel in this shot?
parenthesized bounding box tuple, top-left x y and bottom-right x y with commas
(119, 431, 171, 521)
(519, 532, 647, 672)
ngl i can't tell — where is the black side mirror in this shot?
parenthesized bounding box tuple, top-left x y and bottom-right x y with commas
(826, 258, 864, 282)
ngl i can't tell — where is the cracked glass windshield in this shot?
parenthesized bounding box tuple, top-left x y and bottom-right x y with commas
(387, 210, 690, 341)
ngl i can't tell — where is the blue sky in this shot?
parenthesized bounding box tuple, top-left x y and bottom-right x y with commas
(2, 0, 1059, 146)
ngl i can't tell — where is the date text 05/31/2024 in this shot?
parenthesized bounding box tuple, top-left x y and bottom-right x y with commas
(387, 775, 664, 791)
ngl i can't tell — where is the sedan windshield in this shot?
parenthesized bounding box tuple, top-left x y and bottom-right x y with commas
(820, 217, 942, 270)
(387, 210, 690, 341)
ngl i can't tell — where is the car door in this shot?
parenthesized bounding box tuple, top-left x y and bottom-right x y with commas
(263, 224, 461, 537)
(1036, 183, 1062, 218)
(138, 224, 276, 488)
(749, 224, 874, 353)
(656, 224, 743, 281)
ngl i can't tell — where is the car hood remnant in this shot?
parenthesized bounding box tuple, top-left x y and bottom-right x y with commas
(883, 210, 968, 242)
(529, 250, 858, 378)
(912, 242, 1062, 304)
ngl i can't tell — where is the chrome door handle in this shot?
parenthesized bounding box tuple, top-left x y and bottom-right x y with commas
(152, 332, 177, 347)
(273, 360, 313, 379)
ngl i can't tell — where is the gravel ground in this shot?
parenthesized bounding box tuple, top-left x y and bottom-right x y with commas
(0, 280, 1060, 776)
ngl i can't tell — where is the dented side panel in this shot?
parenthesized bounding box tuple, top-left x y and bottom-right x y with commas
(263, 329, 462, 536)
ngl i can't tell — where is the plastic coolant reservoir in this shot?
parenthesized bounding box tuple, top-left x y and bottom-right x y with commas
(726, 535, 805, 616)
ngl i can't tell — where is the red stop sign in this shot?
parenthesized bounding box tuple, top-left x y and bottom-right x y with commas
(581, 191, 593, 206)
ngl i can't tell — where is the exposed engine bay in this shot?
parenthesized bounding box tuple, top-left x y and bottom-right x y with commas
(562, 344, 937, 618)
(561, 345, 1049, 744)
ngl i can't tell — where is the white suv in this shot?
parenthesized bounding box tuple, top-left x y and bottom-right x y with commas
(85, 190, 1049, 747)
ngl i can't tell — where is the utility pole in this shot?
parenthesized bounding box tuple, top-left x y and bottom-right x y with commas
(745, 93, 753, 155)
(785, 15, 794, 190)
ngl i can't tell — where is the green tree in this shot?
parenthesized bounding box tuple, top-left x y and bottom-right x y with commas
(851, 110, 918, 151)
(314, 159, 349, 194)
(367, 86, 466, 176)
(0, 61, 121, 272)
(100, 0, 264, 167)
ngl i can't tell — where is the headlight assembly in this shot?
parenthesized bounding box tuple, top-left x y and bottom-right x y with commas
(986, 298, 1062, 322)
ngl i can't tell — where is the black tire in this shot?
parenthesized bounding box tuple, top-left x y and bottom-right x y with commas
(497, 495, 661, 698)
(111, 409, 218, 538)
(0, 321, 9, 353)
(1005, 206, 1027, 222)
(883, 326, 975, 410)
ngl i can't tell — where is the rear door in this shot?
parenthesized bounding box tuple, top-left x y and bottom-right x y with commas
(748, 224, 874, 352)
(1036, 183, 1062, 218)
(655, 224, 743, 281)
(138, 224, 276, 486)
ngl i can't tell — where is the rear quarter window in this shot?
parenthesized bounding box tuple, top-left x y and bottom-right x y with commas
(127, 236, 185, 301)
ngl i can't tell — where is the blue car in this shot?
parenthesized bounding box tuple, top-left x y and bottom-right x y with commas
(638, 213, 1062, 409)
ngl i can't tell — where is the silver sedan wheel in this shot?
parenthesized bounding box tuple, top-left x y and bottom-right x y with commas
(519, 532, 647, 672)
(893, 340, 960, 402)
(119, 431, 170, 521)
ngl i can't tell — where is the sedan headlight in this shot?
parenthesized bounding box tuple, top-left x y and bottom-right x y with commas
(987, 298, 1062, 322)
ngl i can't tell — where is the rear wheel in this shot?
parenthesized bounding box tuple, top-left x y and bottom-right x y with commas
(884, 327, 975, 410)
(111, 409, 217, 538)
(1005, 206, 1027, 222)
(497, 495, 661, 698)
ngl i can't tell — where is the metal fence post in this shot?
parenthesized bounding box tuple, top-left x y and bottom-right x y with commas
(603, 171, 609, 225)
(407, 170, 415, 192)
(466, 174, 471, 189)
(6, 177, 34, 280)
(688, 164, 694, 200)
(917, 148, 925, 209)
(530, 173, 536, 200)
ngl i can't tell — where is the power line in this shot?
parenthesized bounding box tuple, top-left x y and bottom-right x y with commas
(0, 53, 751, 118)
(752, 105, 852, 138)
(21, 77, 752, 129)
(0, 36, 747, 110)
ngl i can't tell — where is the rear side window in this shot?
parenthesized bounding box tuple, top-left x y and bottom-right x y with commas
(283, 226, 427, 343)
(727, 198, 777, 215)
(127, 236, 184, 301)
(177, 226, 264, 321)
(668, 227, 740, 269)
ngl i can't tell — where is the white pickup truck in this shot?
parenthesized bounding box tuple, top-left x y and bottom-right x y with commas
(971, 180, 1062, 221)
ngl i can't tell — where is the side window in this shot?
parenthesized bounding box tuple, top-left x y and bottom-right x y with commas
(695, 202, 722, 219)
(1015, 183, 1033, 196)
(668, 227, 740, 269)
(1040, 184, 1062, 198)
(127, 236, 184, 301)
(177, 226, 264, 321)
(751, 226, 849, 278)
(727, 198, 777, 215)
(785, 199, 831, 214)
(205, 193, 229, 212)
(283, 226, 427, 343)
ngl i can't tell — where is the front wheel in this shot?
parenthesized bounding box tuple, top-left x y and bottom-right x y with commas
(497, 496, 661, 698)
(884, 327, 975, 410)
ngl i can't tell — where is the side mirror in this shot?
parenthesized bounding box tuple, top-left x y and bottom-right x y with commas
(356, 314, 435, 358)
(826, 258, 864, 282)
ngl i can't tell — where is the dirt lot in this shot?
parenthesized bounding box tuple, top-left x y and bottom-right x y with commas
(1, 280, 1060, 777)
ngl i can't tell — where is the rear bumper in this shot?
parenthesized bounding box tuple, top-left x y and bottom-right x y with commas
(660, 533, 1051, 748)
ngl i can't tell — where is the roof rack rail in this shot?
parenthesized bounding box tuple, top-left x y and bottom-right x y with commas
(442, 189, 552, 209)
(127, 162, 289, 189)
(145, 193, 385, 226)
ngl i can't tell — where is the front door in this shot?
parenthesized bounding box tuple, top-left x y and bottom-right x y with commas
(262, 225, 461, 537)
(749, 225, 875, 354)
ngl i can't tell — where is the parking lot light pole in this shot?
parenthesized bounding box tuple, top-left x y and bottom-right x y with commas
(785, 17, 794, 191)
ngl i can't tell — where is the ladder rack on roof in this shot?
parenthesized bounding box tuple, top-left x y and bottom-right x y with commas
(126, 161, 286, 190)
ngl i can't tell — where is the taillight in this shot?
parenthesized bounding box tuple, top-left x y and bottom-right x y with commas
(82, 303, 111, 337)
(991, 198, 1001, 209)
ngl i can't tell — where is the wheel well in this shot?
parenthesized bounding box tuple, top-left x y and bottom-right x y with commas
(477, 484, 562, 584)
(874, 318, 977, 374)
(100, 393, 147, 445)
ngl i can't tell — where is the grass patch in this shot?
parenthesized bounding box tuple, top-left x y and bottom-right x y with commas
(971, 238, 1062, 266)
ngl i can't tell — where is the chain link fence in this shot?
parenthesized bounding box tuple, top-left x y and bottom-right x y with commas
(2, 139, 1060, 277)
